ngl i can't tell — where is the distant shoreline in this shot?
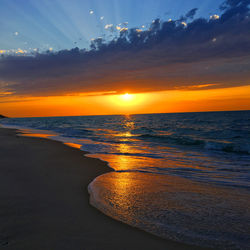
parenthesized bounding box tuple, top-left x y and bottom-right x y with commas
(0, 127, 203, 250)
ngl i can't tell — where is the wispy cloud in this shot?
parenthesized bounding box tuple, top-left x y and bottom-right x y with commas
(104, 24, 114, 30)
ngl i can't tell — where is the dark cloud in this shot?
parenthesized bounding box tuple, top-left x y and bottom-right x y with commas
(0, 0, 250, 97)
(179, 8, 198, 22)
(186, 8, 198, 19)
(220, 0, 250, 9)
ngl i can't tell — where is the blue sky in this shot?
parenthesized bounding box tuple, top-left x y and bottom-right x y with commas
(0, 0, 224, 53)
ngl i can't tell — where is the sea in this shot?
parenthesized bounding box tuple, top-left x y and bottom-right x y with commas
(1, 111, 250, 249)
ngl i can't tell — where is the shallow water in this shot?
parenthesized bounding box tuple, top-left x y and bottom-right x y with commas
(89, 172, 250, 249)
(1, 111, 250, 248)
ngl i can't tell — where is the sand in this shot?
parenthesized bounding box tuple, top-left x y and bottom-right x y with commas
(0, 127, 206, 250)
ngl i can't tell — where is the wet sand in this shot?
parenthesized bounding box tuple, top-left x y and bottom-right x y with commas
(0, 127, 205, 250)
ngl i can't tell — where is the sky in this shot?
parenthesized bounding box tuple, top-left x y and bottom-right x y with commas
(0, 0, 250, 117)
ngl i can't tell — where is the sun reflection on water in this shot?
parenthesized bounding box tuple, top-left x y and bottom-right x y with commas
(18, 128, 56, 138)
(64, 142, 82, 149)
(89, 171, 250, 249)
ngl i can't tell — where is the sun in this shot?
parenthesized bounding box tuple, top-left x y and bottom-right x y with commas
(121, 93, 133, 101)
(108, 92, 145, 112)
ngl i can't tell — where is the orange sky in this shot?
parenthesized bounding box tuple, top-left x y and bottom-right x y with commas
(0, 85, 249, 117)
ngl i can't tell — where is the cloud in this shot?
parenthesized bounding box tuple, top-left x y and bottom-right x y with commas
(185, 8, 198, 19)
(104, 24, 113, 30)
(179, 8, 198, 22)
(120, 27, 128, 32)
(181, 21, 187, 27)
(16, 48, 26, 54)
(210, 14, 220, 20)
(0, 0, 250, 97)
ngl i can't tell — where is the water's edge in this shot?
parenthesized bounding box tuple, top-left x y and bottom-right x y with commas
(1, 122, 249, 249)
(0, 125, 180, 245)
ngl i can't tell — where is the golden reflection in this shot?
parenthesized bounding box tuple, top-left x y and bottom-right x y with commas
(89, 171, 250, 247)
(20, 133, 53, 138)
(92, 149, 214, 173)
(117, 140, 143, 155)
(124, 131, 132, 137)
(115, 131, 133, 138)
(115, 155, 132, 170)
(64, 142, 82, 149)
(124, 114, 131, 119)
(17, 128, 57, 138)
(124, 121, 135, 130)
(101, 172, 134, 211)
(118, 143, 131, 154)
(108, 172, 133, 194)
(90, 153, 138, 171)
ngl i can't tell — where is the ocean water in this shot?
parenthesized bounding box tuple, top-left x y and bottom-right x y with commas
(1, 111, 250, 249)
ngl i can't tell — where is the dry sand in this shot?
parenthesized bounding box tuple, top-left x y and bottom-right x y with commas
(0, 127, 206, 250)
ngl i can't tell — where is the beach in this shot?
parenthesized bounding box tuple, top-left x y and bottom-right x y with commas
(0, 127, 204, 250)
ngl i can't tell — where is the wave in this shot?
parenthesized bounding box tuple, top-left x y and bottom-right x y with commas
(131, 127, 155, 135)
(88, 172, 250, 249)
(204, 141, 250, 155)
(55, 127, 93, 138)
(111, 152, 163, 159)
(138, 134, 204, 146)
(137, 133, 250, 155)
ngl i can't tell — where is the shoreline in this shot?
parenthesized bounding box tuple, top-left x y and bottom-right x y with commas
(0, 127, 206, 249)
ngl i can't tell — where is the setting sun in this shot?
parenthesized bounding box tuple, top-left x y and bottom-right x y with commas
(1, 1, 250, 249)
(121, 93, 133, 101)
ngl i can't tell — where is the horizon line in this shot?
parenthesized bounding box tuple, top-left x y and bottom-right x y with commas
(2, 109, 250, 119)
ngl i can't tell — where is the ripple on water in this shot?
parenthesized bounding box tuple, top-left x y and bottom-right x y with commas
(88, 172, 250, 249)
